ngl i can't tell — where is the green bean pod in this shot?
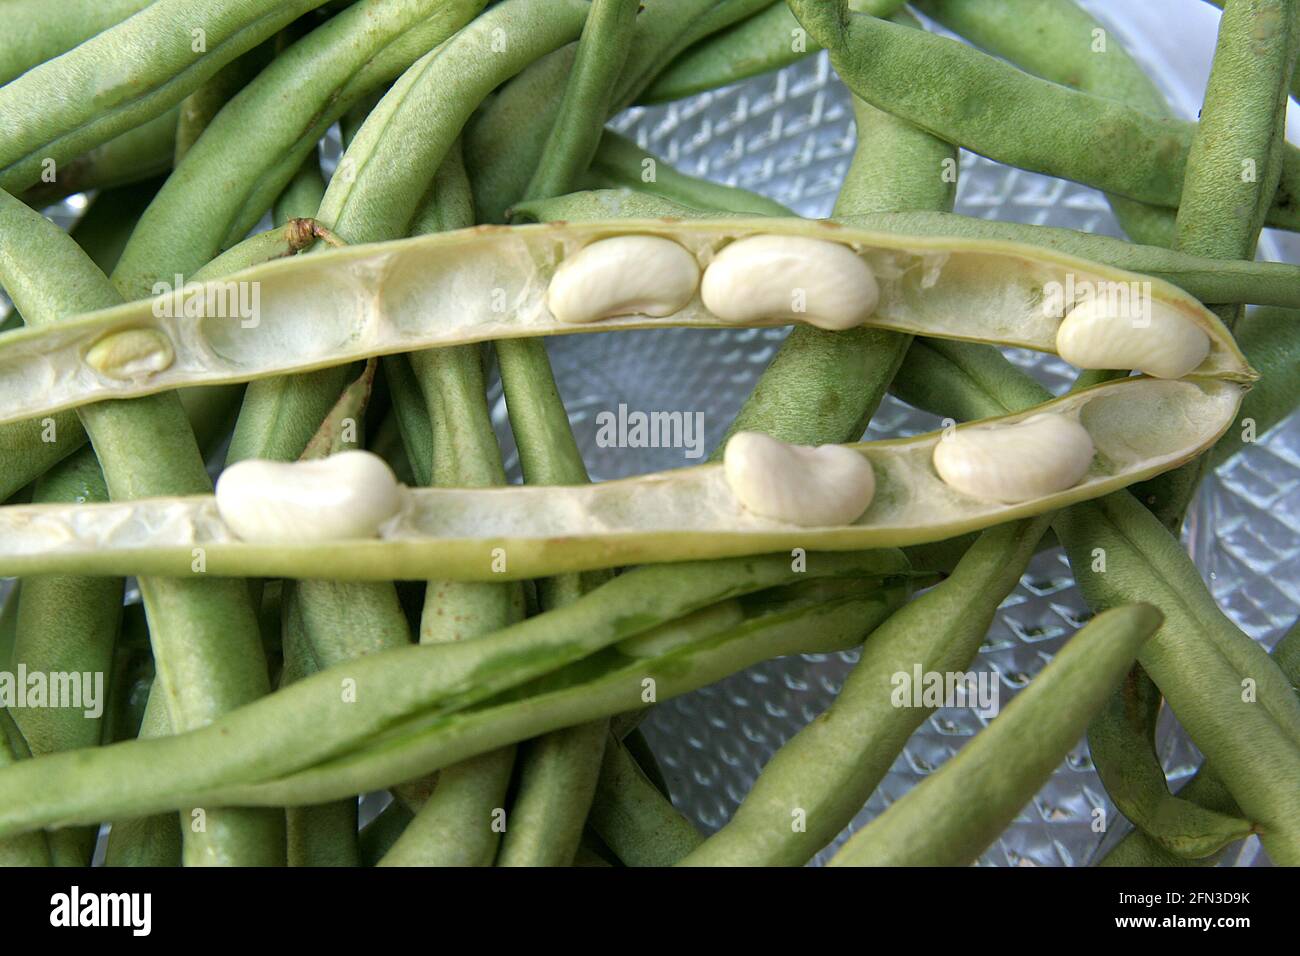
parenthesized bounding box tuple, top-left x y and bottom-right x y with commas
(0, 374, 1246, 581)
(1206, 0, 1300, 101)
(1173, 0, 1297, 265)
(1087, 663, 1254, 858)
(0, 0, 334, 193)
(1099, 620, 1300, 866)
(828, 604, 1164, 867)
(890, 338, 1300, 865)
(787, 0, 1300, 231)
(381, 142, 525, 868)
(109, 0, 489, 299)
(130, 572, 912, 814)
(579, 130, 794, 216)
(914, 0, 1177, 248)
(679, 517, 1049, 866)
(0, 551, 909, 833)
(0, 217, 1255, 421)
(0, 710, 51, 865)
(514, 197, 1300, 308)
(1, 180, 161, 502)
(19, 109, 179, 208)
(522, 0, 640, 206)
(377, 750, 513, 866)
(587, 732, 704, 866)
(0, 0, 154, 86)
(0, 411, 85, 504)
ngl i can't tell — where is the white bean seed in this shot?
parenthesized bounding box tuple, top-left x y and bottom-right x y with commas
(700, 234, 878, 330)
(724, 431, 876, 526)
(215, 450, 402, 543)
(932, 413, 1095, 503)
(85, 328, 175, 380)
(546, 235, 700, 324)
(1056, 296, 1210, 379)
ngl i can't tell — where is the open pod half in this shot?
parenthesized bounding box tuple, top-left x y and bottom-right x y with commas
(0, 376, 1245, 580)
(0, 217, 1254, 426)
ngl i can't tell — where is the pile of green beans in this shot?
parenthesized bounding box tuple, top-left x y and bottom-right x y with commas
(0, 0, 1296, 871)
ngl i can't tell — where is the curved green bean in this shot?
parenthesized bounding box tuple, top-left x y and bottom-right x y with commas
(378, 752, 512, 866)
(0, 710, 51, 866)
(588, 731, 704, 866)
(381, 142, 524, 868)
(159, 572, 913, 812)
(1059, 495, 1300, 865)
(0, 0, 154, 86)
(787, 0, 1300, 230)
(0, 0, 333, 193)
(679, 517, 1050, 866)
(19, 108, 178, 208)
(829, 605, 1163, 867)
(522, 0, 639, 206)
(1087, 663, 1254, 858)
(0, 551, 909, 832)
(110, 0, 488, 299)
(1205, 0, 1300, 101)
(889, 338, 1300, 865)
(1173, 0, 1296, 265)
(1100, 618, 1300, 866)
(0, 187, 281, 867)
(579, 129, 793, 216)
(1129, 0, 1298, 529)
(914, 0, 1177, 247)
